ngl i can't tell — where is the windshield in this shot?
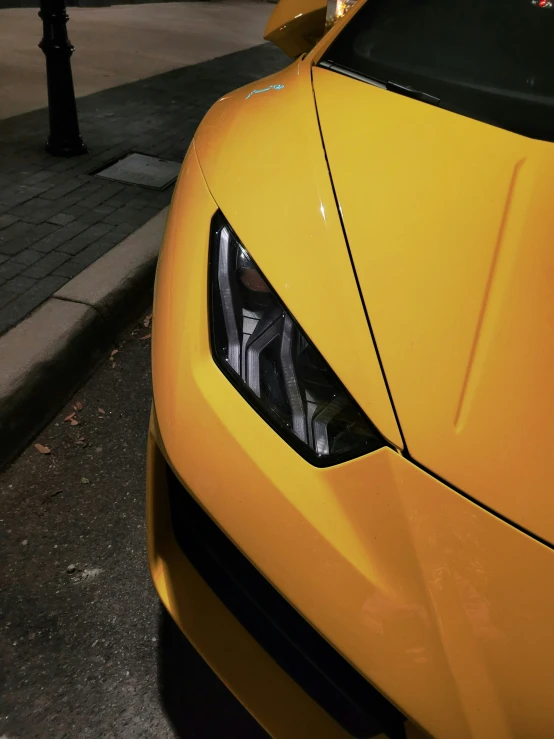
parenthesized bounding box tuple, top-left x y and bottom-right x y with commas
(320, 0, 554, 141)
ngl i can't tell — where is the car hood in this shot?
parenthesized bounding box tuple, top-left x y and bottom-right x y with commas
(313, 66, 554, 545)
(194, 57, 403, 449)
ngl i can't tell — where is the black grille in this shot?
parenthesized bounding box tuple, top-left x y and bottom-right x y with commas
(166, 464, 406, 739)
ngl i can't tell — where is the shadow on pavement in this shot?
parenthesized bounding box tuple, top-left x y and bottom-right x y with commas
(157, 605, 269, 738)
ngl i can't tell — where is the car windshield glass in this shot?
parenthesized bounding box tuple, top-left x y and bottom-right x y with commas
(320, 0, 554, 141)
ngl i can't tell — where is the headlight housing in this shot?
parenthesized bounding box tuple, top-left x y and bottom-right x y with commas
(209, 212, 387, 467)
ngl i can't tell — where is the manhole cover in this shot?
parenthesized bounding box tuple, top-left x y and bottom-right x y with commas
(94, 152, 181, 190)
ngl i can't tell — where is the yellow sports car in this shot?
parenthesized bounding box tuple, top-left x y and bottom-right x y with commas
(147, 0, 554, 736)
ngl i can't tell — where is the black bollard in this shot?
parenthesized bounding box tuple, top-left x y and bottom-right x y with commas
(39, 0, 87, 157)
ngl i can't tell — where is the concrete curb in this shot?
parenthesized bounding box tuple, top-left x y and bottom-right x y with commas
(0, 207, 168, 471)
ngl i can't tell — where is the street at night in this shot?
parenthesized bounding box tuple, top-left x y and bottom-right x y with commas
(2, 0, 553, 735)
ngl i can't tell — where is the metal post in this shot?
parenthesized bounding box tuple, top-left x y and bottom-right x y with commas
(39, 0, 87, 157)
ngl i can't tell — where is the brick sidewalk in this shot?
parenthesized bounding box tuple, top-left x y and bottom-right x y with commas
(0, 43, 287, 336)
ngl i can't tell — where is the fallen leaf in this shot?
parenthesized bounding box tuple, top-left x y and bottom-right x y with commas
(140, 333, 151, 341)
(81, 477, 90, 484)
(64, 412, 75, 422)
(110, 349, 119, 357)
(34, 443, 51, 454)
(98, 408, 105, 414)
(70, 419, 79, 426)
(143, 314, 152, 328)
(75, 401, 83, 411)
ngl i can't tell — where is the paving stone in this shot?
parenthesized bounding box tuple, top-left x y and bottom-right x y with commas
(21, 251, 71, 279)
(70, 233, 124, 265)
(45, 157, 90, 175)
(57, 186, 101, 210)
(52, 261, 87, 280)
(8, 197, 69, 225)
(57, 223, 114, 256)
(100, 189, 137, 209)
(47, 213, 76, 226)
(33, 221, 92, 253)
(77, 207, 119, 226)
(61, 204, 90, 218)
(0, 261, 25, 281)
(0, 214, 19, 231)
(13, 165, 42, 177)
(11, 248, 43, 266)
(0, 182, 55, 207)
(0, 290, 16, 311)
(7, 197, 54, 218)
(127, 196, 154, 210)
(0, 222, 34, 256)
(24, 170, 57, 185)
(0, 275, 68, 336)
(40, 177, 89, 201)
(89, 144, 131, 164)
(152, 190, 174, 207)
(3, 274, 37, 295)
(110, 222, 138, 240)
(7, 222, 60, 251)
(0, 220, 32, 243)
(82, 182, 126, 209)
(102, 205, 159, 227)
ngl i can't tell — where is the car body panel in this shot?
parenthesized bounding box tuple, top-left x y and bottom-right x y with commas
(150, 144, 554, 738)
(313, 65, 554, 545)
(263, 0, 327, 58)
(193, 56, 403, 449)
(147, 418, 362, 739)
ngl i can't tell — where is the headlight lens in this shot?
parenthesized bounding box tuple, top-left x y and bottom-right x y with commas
(209, 213, 387, 467)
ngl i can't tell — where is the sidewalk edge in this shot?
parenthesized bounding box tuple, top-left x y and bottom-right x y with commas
(0, 207, 168, 471)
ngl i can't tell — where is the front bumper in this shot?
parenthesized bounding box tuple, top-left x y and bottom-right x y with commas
(149, 142, 554, 739)
(148, 421, 405, 739)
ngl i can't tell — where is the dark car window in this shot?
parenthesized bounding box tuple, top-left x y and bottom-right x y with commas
(320, 0, 554, 141)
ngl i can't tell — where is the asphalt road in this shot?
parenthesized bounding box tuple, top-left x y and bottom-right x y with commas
(0, 312, 268, 739)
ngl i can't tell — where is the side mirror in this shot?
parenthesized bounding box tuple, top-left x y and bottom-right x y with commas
(263, 0, 327, 59)
(264, 0, 358, 59)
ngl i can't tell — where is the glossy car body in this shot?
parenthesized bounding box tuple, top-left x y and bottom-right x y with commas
(147, 3, 554, 737)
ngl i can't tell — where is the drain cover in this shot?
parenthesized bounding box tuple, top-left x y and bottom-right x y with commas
(95, 153, 181, 190)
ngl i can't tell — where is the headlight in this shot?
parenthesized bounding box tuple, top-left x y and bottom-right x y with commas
(209, 213, 387, 467)
(325, 0, 357, 30)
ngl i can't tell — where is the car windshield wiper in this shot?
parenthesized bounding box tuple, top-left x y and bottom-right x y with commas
(319, 60, 440, 106)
